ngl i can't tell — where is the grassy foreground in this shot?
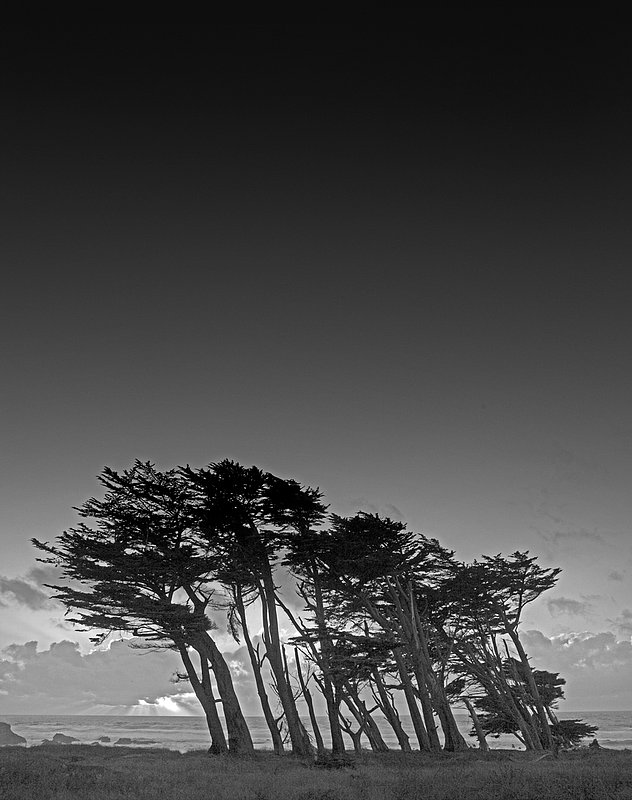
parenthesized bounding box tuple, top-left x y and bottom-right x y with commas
(1, 745, 631, 800)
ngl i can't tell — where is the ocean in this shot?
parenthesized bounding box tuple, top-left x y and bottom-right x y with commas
(2, 711, 630, 753)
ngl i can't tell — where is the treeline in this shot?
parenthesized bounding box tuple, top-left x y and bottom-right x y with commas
(33, 460, 596, 756)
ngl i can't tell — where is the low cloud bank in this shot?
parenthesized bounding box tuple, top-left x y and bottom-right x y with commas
(0, 638, 186, 714)
(0, 635, 270, 716)
(2, 629, 630, 715)
(522, 629, 632, 710)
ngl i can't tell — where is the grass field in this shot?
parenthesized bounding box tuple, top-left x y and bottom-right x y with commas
(1, 745, 631, 800)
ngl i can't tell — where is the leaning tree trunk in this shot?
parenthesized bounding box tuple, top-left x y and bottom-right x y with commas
(295, 648, 325, 756)
(339, 713, 364, 754)
(234, 587, 284, 754)
(309, 575, 347, 755)
(410, 659, 442, 751)
(506, 625, 554, 750)
(394, 648, 432, 751)
(259, 571, 313, 756)
(321, 674, 346, 755)
(194, 633, 255, 754)
(178, 644, 228, 754)
(386, 582, 441, 751)
(458, 639, 541, 750)
(409, 586, 468, 751)
(343, 684, 389, 753)
(425, 673, 468, 752)
(463, 697, 488, 751)
(371, 668, 412, 751)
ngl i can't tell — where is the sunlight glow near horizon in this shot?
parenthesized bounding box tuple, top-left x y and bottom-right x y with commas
(126, 695, 196, 716)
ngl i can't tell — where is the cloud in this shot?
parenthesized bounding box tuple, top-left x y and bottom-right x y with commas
(3, 641, 41, 663)
(0, 564, 67, 611)
(533, 525, 606, 549)
(26, 564, 66, 587)
(383, 504, 405, 521)
(0, 634, 277, 716)
(127, 693, 201, 715)
(546, 596, 595, 617)
(0, 638, 187, 714)
(343, 498, 404, 522)
(228, 659, 249, 678)
(0, 576, 52, 610)
(551, 529, 605, 545)
(610, 609, 632, 638)
(521, 629, 632, 710)
(608, 570, 625, 582)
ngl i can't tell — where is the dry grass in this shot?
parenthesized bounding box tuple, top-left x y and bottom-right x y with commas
(1, 745, 631, 800)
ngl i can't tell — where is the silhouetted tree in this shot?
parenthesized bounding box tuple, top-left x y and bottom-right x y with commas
(228, 583, 285, 754)
(437, 553, 562, 751)
(183, 460, 326, 757)
(282, 526, 351, 754)
(470, 662, 596, 749)
(312, 513, 468, 751)
(33, 462, 253, 754)
(550, 719, 598, 748)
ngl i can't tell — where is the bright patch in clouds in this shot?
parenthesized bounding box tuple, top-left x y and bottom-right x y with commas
(228, 660, 248, 678)
(128, 694, 198, 715)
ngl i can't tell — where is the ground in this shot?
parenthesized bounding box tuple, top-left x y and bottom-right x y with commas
(1, 744, 631, 799)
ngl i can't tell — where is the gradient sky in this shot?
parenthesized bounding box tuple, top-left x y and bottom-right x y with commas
(1, 23, 631, 714)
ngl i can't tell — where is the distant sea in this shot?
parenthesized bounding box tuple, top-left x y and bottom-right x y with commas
(2, 711, 630, 752)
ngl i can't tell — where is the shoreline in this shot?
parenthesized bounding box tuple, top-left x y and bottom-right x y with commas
(4, 710, 630, 753)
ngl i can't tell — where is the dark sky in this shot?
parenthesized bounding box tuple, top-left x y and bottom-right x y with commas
(1, 22, 632, 710)
(2, 21, 631, 578)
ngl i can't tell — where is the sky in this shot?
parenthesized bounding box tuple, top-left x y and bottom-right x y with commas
(1, 22, 631, 715)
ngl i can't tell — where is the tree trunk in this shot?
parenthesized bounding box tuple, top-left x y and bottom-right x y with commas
(508, 628, 554, 749)
(339, 713, 364, 754)
(195, 632, 254, 754)
(432, 692, 468, 751)
(411, 662, 442, 751)
(321, 677, 346, 755)
(493, 649, 542, 751)
(178, 644, 228, 754)
(234, 588, 284, 754)
(409, 588, 467, 751)
(386, 582, 440, 749)
(259, 570, 313, 756)
(310, 574, 346, 755)
(340, 696, 373, 752)
(394, 648, 432, 751)
(371, 669, 412, 751)
(455, 639, 541, 751)
(463, 698, 488, 751)
(295, 648, 324, 756)
(343, 684, 389, 753)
